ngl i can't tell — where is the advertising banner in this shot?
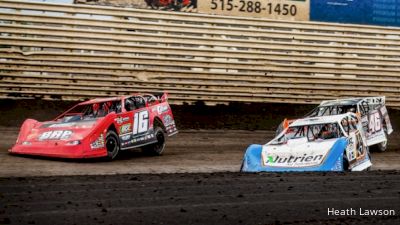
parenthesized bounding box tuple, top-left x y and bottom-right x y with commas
(75, 0, 400, 27)
(198, 0, 309, 21)
(75, 0, 196, 11)
(311, 0, 400, 27)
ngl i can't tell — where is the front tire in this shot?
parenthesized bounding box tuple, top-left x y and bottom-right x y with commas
(239, 160, 244, 172)
(142, 127, 166, 156)
(275, 121, 284, 136)
(105, 130, 120, 160)
(343, 154, 349, 171)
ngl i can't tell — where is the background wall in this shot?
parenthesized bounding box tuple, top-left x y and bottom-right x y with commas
(311, 0, 400, 27)
(1, 0, 400, 108)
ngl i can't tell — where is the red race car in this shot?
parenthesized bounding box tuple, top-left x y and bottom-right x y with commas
(10, 92, 178, 160)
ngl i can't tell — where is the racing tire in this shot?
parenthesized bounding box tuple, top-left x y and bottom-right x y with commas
(239, 160, 244, 172)
(275, 121, 284, 137)
(371, 133, 388, 152)
(105, 130, 120, 160)
(374, 140, 387, 152)
(342, 154, 350, 172)
(366, 152, 372, 171)
(150, 3, 159, 9)
(142, 127, 166, 156)
(145, 0, 160, 9)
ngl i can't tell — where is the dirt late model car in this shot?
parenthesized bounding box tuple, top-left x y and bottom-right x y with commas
(242, 113, 372, 172)
(10, 92, 178, 160)
(277, 96, 393, 152)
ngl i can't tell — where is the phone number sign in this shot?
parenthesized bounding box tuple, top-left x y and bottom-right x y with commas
(198, 0, 310, 21)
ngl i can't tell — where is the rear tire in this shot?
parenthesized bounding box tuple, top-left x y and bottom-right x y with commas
(365, 151, 372, 171)
(371, 133, 387, 152)
(374, 140, 387, 152)
(146, 0, 160, 9)
(142, 126, 166, 156)
(105, 130, 120, 160)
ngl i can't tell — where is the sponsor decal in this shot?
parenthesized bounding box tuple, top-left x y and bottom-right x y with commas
(157, 105, 169, 114)
(115, 117, 129, 124)
(365, 97, 384, 105)
(39, 130, 73, 141)
(90, 134, 104, 149)
(120, 124, 131, 134)
(346, 134, 356, 161)
(264, 153, 324, 167)
(345, 131, 369, 170)
(262, 140, 336, 168)
(380, 106, 393, 134)
(121, 133, 155, 147)
(163, 115, 173, 125)
(121, 134, 131, 141)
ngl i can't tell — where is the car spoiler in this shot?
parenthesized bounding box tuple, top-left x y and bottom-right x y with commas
(320, 96, 385, 106)
(141, 92, 169, 103)
(363, 96, 385, 105)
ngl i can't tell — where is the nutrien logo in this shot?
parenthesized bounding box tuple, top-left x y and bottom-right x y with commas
(266, 154, 324, 164)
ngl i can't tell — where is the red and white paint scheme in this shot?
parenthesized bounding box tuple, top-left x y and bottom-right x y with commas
(10, 92, 177, 160)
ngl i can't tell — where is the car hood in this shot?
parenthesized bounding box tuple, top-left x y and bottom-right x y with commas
(25, 119, 100, 142)
(261, 138, 343, 168)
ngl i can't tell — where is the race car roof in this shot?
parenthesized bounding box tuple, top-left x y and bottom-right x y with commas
(79, 96, 124, 105)
(79, 94, 148, 105)
(289, 113, 351, 127)
(319, 98, 362, 107)
(319, 96, 385, 107)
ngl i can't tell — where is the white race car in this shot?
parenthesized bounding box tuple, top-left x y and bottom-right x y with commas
(277, 96, 393, 152)
(242, 113, 372, 172)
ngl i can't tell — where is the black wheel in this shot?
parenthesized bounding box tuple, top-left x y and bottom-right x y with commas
(150, 3, 159, 9)
(275, 121, 284, 137)
(371, 132, 387, 152)
(366, 151, 372, 171)
(374, 140, 387, 152)
(105, 130, 120, 160)
(145, 0, 160, 9)
(343, 154, 349, 171)
(239, 160, 244, 172)
(143, 126, 166, 156)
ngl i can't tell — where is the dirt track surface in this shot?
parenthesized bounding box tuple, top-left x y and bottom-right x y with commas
(1, 128, 400, 177)
(1, 171, 400, 225)
(1, 100, 400, 225)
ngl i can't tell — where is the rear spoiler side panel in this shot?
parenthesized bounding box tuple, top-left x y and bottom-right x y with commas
(363, 96, 385, 106)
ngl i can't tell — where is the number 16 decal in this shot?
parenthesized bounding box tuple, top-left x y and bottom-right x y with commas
(133, 111, 149, 135)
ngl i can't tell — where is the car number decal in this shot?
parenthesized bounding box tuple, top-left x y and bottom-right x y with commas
(133, 111, 149, 135)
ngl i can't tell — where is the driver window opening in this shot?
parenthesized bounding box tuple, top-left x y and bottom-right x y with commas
(271, 122, 343, 145)
(125, 96, 146, 112)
